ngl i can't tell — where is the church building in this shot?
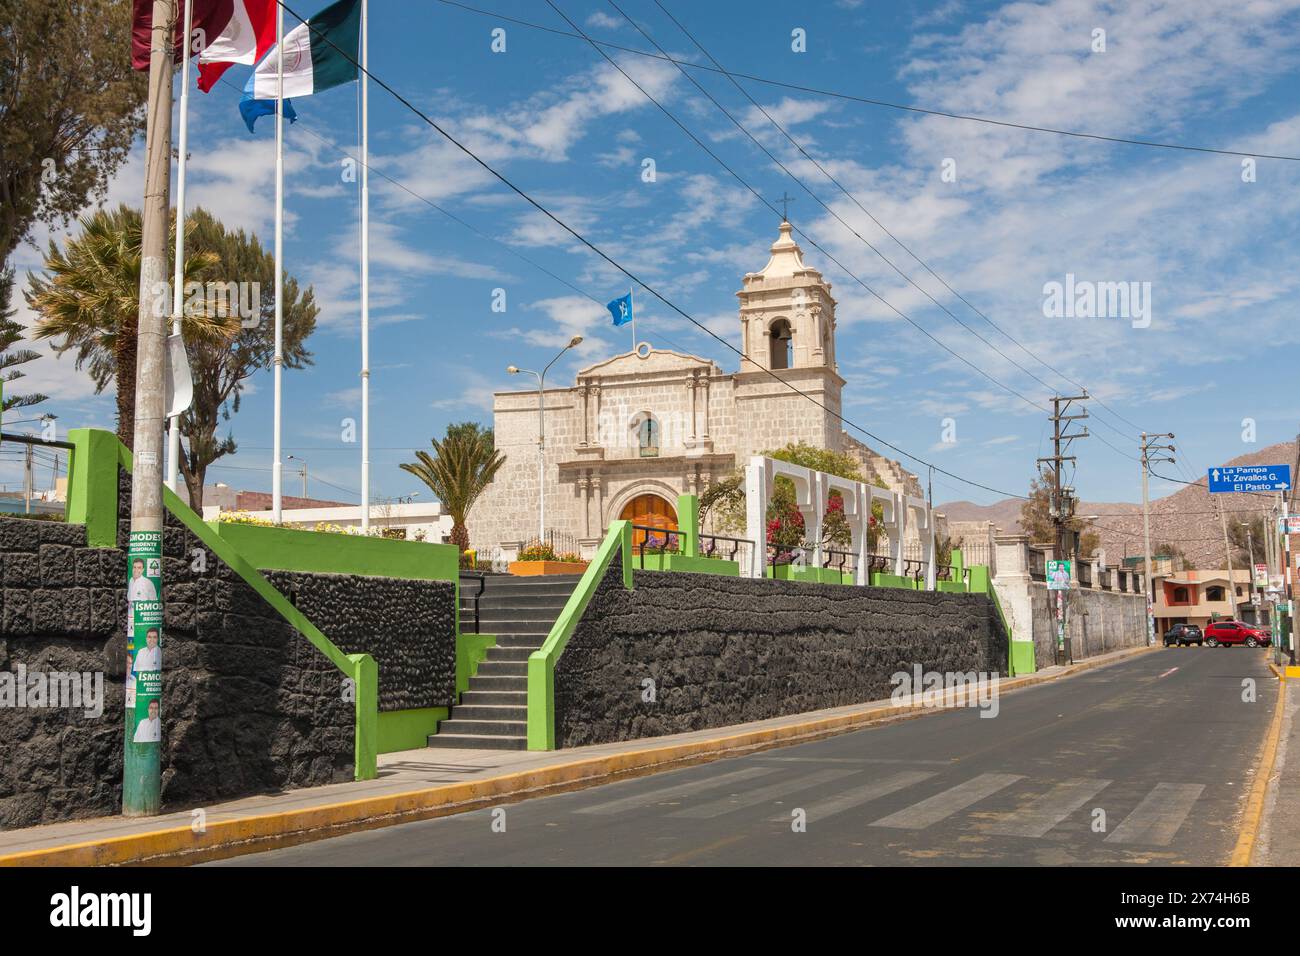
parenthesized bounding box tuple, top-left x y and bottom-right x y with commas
(469, 220, 927, 558)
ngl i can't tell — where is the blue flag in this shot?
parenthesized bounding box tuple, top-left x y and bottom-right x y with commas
(239, 93, 297, 133)
(607, 292, 633, 327)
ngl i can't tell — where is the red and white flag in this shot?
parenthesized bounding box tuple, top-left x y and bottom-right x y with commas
(130, 0, 277, 93)
(196, 0, 278, 92)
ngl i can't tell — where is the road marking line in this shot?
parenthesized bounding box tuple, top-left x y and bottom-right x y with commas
(574, 765, 780, 815)
(1231, 669, 1286, 866)
(669, 768, 859, 819)
(1158, 667, 1179, 679)
(1105, 783, 1204, 845)
(769, 770, 937, 823)
(870, 773, 1024, 830)
(983, 778, 1110, 837)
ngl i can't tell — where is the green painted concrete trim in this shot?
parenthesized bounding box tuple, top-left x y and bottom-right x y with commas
(210, 521, 458, 582)
(66, 429, 122, 548)
(937, 581, 968, 594)
(968, 564, 1022, 676)
(377, 706, 450, 754)
(633, 552, 740, 576)
(527, 521, 632, 751)
(871, 572, 915, 590)
(676, 493, 700, 558)
(65, 429, 379, 781)
(456, 633, 496, 698)
(1010, 641, 1037, 676)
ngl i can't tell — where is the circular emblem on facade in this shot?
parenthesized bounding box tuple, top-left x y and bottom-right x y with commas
(635, 342, 652, 358)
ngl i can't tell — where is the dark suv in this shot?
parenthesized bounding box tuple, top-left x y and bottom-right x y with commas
(1163, 623, 1203, 647)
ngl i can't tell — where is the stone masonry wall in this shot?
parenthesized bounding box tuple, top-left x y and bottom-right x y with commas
(554, 561, 1008, 749)
(0, 473, 456, 828)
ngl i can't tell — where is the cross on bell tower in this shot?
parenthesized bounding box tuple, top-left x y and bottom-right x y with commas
(775, 192, 796, 222)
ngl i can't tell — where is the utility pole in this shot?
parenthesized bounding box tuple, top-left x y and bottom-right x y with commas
(1139, 432, 1175, 646)
(123, 0, 176, 817)
(23, 443, 32, 515)
(1037, 393, 1089, 664)
(1216, 500, 1239, 619)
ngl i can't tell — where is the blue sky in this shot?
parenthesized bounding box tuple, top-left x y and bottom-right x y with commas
(8, 0, 1300, 508)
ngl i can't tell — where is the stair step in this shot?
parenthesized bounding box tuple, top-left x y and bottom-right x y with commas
(485, 645, 535, 661)
(461, 595, 574, 610)
(427, 733, 527, 751)
(474, 660, 528, 677)
(451, 704, 528, 721)
(467, 675, 527, 691)
(438, 718, 528, 736)
(490, 633, 551, 647)
(460, 690, 527, 706)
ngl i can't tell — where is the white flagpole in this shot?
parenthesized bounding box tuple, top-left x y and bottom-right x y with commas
(360, 0, 370, 532)
(272, 3, 284, 523)
(166, 0, 194, 495)
(629, 285, 635, 351)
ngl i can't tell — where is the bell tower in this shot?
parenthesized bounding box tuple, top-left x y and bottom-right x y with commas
(733, 219, 845, 456)
(737, 220, 838, 372)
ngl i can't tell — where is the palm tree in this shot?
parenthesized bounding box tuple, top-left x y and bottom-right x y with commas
(401, 423, 506, 553)
(25, 204, 235, 448)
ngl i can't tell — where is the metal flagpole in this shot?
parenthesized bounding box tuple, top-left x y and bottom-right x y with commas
(272, 4, 284, 523)
(360, 0, 371, 532)
(629, 285, 635, 351)
(166, 0, 194, 495)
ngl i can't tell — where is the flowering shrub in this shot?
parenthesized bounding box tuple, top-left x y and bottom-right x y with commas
(217, 511, 276, 527)
(517, 543, 559, 562)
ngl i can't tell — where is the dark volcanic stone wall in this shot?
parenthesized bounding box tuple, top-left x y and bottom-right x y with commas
(554, 560, 1008, 749)
(264, 571, 455, 712)
(0, 471, 455, 828)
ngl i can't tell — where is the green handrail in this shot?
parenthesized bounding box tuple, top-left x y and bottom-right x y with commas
(526, 521, 633, 750)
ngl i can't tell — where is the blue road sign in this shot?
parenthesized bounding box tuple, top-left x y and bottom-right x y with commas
(1207, 464, 1291, 493)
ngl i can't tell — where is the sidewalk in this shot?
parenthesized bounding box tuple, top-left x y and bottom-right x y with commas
(1257, 674, 1299, 865)
(0, 645, 1155, 866)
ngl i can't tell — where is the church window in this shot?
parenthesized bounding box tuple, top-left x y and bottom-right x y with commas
(636, 415, 659, 457)
(770, 318, 793, 369)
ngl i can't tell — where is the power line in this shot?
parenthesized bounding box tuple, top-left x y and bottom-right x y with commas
(272, 0, 1032, 501)
(431, 0, 1300, 164)
(648, 0, 1152, 442)
(610, 0, 1068, 408)
(547, 0, 1052, 416)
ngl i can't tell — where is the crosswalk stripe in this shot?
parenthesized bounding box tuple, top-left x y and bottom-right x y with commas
(573, 765, 781, 816)
(669, 768, 860, 819)
(769, 770, 937, 823)
(983, 778, 1111, 837)
(1104, 783, 1204, 845)
(870, 773, 1024, 829)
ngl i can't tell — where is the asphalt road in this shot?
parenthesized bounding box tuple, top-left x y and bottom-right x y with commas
(215, 647, 1277, 866)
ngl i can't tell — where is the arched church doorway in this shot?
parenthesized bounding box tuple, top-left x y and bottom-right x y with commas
(619, 493, 678, 548)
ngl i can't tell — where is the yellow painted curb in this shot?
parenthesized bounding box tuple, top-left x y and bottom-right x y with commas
(1286, 665, 1300, 680)
(0, 643, 1158, 867)
(1229, 669, 1287, 866)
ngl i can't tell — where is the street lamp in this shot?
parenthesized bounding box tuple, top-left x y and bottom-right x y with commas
(508, 335, 584, 542)
(286, 454, 308, 499)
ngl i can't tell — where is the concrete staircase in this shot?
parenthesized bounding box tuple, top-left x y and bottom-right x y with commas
(428, 574, 583, 751)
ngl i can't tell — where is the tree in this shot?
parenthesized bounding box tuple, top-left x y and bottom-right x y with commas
(1019, 474, 1099, 557)
(175, 208, 317, 510)
(0, 0, 147, 264)
(0, 267, 46, 412)
(402, 423, 507, 553)
(699, 441, 889, 559)
(25, 205, 235, 448)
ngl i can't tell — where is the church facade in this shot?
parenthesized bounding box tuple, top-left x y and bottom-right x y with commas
(469, 221, 927, 559)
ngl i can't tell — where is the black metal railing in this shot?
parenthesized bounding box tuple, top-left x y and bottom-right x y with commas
(699, 532, 753, 567)
(823, 549, 858, 577)
(903, 559, 925, 582)
(517, 529, 581, 561)
(1100, 567, 1112, 590)
(630, 523, 683, 569)
(868, 554, 892, 575)
(458, 572, 486, 634)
